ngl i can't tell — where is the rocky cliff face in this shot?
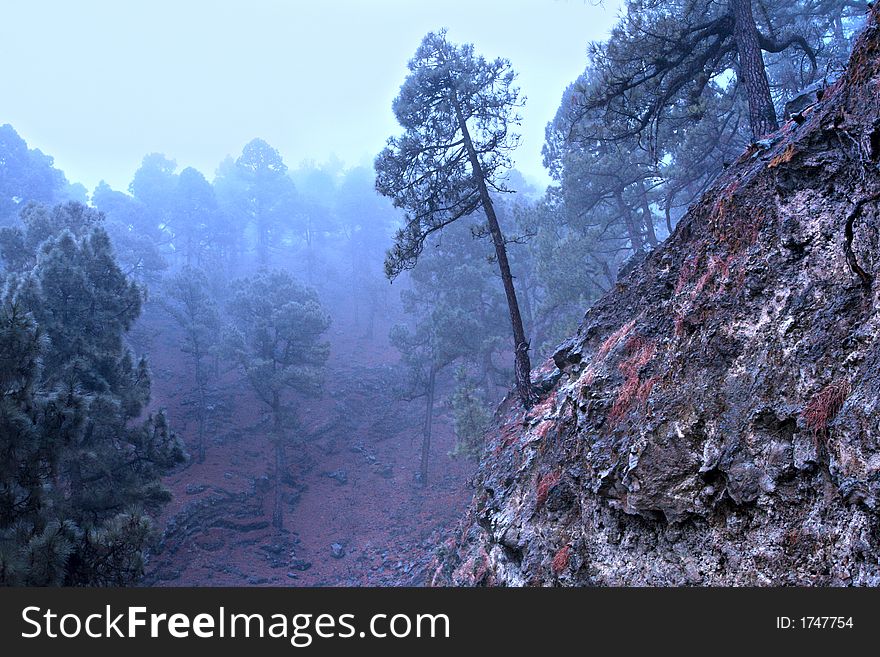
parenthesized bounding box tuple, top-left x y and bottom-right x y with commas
(433, 8, 880, 586)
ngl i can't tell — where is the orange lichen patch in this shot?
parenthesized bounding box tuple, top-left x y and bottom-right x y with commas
(535, 470, 561, 509)
(712, 180, 740, 218)
(619, 337, 656, 379)
(714, 210, 761, 253)
(804, 380, 851, 437)
(708, 178, 765, 254)
(624, 334, 647, 352)
(674, 253, 738, 342)
(596, 319, 636, 360)
(609, 377, 642, 424)
(768, 144, 796, 168)
(551, 545, 572, 575)
(494, 421, 522, 455)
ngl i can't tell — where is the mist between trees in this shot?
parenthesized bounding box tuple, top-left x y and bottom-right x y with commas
(0, 0, 868, 585)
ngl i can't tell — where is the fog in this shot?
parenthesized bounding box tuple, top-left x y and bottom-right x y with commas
(0, 0, 863, 587)
(1, 0, 619, 193)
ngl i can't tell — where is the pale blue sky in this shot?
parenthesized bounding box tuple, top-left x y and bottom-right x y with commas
(0, 0, 621, 194)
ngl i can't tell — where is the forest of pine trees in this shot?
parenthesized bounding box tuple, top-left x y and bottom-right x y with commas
(0, 0, 869, 585)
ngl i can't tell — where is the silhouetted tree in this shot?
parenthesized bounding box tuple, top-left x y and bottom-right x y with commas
(129, 153, 177, 247)
(290, 163, 339, 284)
(572, 0, 833, 142)
(336, 166, 397, 336)
(448, 366, 493, 460)
(542, 0, 864, 291)
(391, 220, 507, 483)
(172, 167, 219, 267)
(91, 181, 167, 283)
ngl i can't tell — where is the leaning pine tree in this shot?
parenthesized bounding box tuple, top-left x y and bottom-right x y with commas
(375, 30, 537, 407)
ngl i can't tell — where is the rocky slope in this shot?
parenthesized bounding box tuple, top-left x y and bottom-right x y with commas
(433, 7, 880, 586)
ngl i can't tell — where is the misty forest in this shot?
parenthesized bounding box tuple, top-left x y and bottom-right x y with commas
(3, 0, 880, 587)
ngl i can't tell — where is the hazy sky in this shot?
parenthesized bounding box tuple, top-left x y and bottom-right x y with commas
(1, 0, 621, 195)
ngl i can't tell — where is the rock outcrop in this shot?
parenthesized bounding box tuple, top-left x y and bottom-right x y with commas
(433, 7, 880, 586)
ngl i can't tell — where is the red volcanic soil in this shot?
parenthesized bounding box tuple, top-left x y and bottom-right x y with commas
(139, 302, 476, 586)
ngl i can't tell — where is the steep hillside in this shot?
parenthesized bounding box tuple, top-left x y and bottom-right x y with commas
(433, 7, 880, 586)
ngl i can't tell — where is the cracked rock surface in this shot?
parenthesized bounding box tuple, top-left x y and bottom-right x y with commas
(432, 8, 880, 587)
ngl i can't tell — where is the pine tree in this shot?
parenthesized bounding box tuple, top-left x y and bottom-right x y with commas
(542, 0, 865, 288)
(224, 269, 330, 531)
(215, 140, 297, 268)
(375, 30, 537, 408)
(448, 366, 492, 460)
(0, 124, 69, 223)
(162, 266, 220, 463)
(335, 166, 398, 338)
(0, 202, 184, 586)
(391, 219, 508, 483)
(91, 181, 168, 284)
(172, 167, 221, 267)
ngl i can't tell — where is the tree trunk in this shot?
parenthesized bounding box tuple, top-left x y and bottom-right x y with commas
(271, 394, 284, 531)
(452, 99, 537, 408)
(731, 0, 778, 138)
(194, 351, 206, 463)
(639, 185, 659, 247)
(257, 219, 269, 267)
(420, 364, 436, 485)
(617, 190, 645, 252)
(273, 439, 284, 530)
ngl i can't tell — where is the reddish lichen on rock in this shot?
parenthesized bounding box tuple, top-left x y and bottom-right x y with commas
(804, 380, 851, 437)
(552, 545, 571, 575)
(596, 319, 636, 360)
(433, 7, 880, 588)
(535, 470, 561, 509)
(609, 336, 656, 424)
